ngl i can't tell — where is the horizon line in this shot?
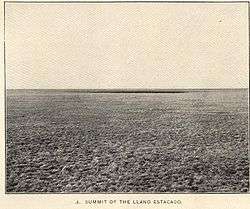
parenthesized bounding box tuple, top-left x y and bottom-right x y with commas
(6, 87, 249, 93)
(7, 87, 248, 89)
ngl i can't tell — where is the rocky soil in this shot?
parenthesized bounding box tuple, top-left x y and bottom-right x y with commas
(6, 89, 249, 192)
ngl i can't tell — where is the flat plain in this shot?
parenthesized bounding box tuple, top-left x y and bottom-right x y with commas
(6, 89, 249, 193)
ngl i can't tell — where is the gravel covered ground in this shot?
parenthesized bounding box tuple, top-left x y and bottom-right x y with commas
(6, 89, 249, 193)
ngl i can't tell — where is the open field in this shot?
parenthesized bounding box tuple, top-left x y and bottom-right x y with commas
(6, 89, 249, 193)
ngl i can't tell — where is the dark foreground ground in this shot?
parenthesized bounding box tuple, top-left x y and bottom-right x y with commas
(6, 89, 249, 193)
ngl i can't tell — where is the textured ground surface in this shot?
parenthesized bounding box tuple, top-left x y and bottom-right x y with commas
(6, 89, 249, 193)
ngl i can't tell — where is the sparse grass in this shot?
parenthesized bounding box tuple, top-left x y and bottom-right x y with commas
(6, 89, 249, 193)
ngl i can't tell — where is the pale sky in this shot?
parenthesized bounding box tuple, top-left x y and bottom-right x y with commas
(5, 3, 249, 89)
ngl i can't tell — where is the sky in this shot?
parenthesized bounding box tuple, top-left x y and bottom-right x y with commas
(5, 3, 249, 89)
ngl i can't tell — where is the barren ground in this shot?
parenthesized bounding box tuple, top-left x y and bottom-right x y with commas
(6, 89, 249, 192)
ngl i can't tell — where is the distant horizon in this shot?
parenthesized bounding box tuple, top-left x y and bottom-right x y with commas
(6, 87, 248, 91)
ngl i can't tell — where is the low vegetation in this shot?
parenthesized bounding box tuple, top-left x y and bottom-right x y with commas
(6, 89, 249, 192)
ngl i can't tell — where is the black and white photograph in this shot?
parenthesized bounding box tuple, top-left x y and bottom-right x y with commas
(4, 1, 249, 194)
